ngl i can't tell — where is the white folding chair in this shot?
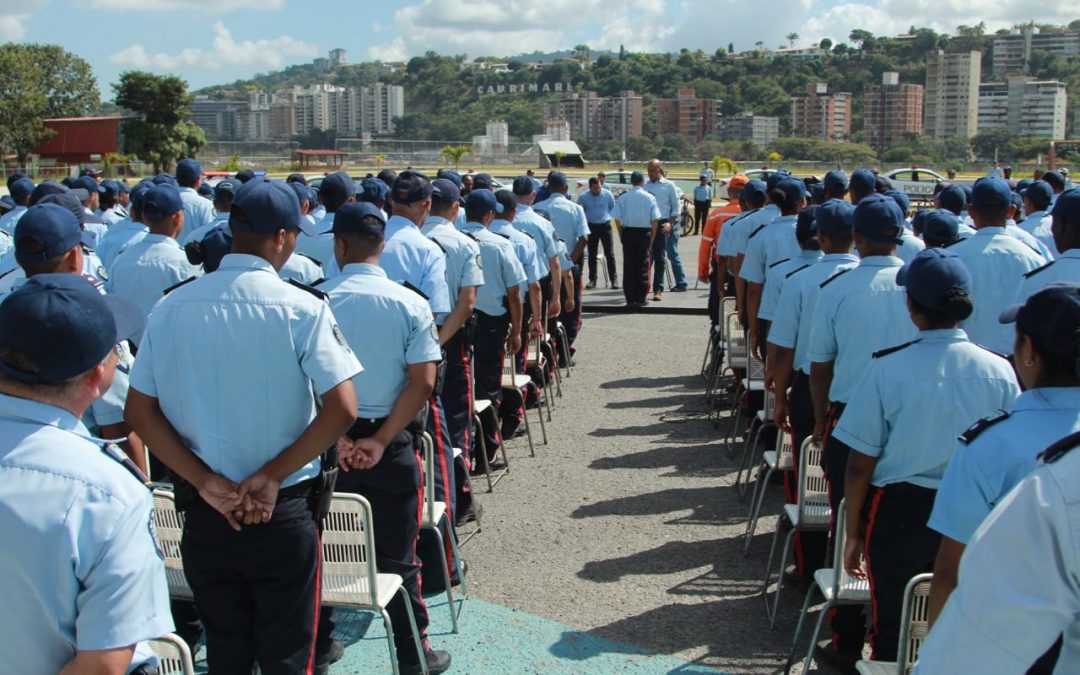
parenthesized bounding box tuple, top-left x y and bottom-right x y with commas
(420, 432, 468, 633)
(501, 349, 544, 453)
(855, 574, 934, 675)
(471, 353, 510, 493)
(147, 634, 195, 675)
(322, 493, 429, 675)
(717, 310, 746, 441)
(735, 387, 775, 499)
(786, 498, 872, 673)
(762, 438, 831, 628)
(525, 335, 555, 422)
(151, 489, 193, 601)
(743, 430, 795, 556)
(554, 320, 572, 377)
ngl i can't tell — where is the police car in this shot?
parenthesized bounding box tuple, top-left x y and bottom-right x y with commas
(883, 167, 945, 200)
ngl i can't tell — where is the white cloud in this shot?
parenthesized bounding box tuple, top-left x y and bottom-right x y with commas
(110, 21, 317, 72)
(82, 0, 284, 11)
(0, 0, 46, 40)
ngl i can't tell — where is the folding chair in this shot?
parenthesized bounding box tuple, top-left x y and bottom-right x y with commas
(762, 438, 831, 628)
(735, 387, 775, 499)
(148, 634, 195, 675)
(472, 398, 509, 493)
(525, 335, 555, 421)
(743, 431, 795, 556)
(723, 325, 765, 459)
(715, 310, 744, 432)
(554, 320, 572, 378)
(322, 493, 429, 675)
(785, 498, 872, 673)
(501, 349, 545, 453)
(420, 432, 468, 633)
(705, 297, 737, 402)
(151, 489, 193, 601)
(855, 574, 934, 675)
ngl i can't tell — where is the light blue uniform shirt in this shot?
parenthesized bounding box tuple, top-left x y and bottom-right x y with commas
(768, 253, 860, 374)
(108, 234, 202, 344)
(731, 204, 780, 257)
(0, 204, 27, 234)
(279, 252, 323, 285)
(930, 386, 1080, 544)
(914, 449, 1080, 674)
(1007, 221, 1054, 260)
(0, 393, 173, 672)
(758, 249, 822, 322)
(129, 253, 362, 487)
(896, 229, 926, 264)
(0, 229, 11, 258)
(380, 215, 451, 315)
(610, 185, 660, 229)
(644, 177, 681, 220)
(421, 215, 485, 325)
(294, 212, 337, 270)
(950, 227, 1046, 354)
(491, 218, 542, 289)
(321, 263, 442, 418)
(1014, 248, 1080, 306)
(715, 209, 756, 257)
(97, 219, 149, 271)
(1021, 212, 1060, 258)
(513, 204, 559, 276)
(181, 211, 229, 246)
(740, 214, 801, 284)
(101, 206, 127, 227)
(833, 329, 1020, 488)
(533, 193, 588, 264)
(460, 222, 526, 317)
(178, 187, 216, 242)
(807, 256, 914, 403)
(694, 184, 713, 202)
(578, 189, 615, 224)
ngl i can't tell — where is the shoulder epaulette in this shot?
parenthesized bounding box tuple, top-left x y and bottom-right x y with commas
(428, 236, 447, 253)
(287, 278, 328, 300)
(1039, 429, 1080, 463)
(942, 238, 963, 249)
(162, 276, 197, 295)
(1023, 260, 1055, 279)
(747, 224, 767, 240)
(81, 243, 96, 254)
(462, 231, 479, 242)
(520, 230, 535, 240)
(295, 252, 323, 268)
(819, 268, 852, 288)
(959, 410, 1010, 445)
(100, 442, 151, 488)
(311, 278, 327, 287)
(785, 263, 812, 279)
(81, 273, 105, 291)
(492, 232, 511, 241)
(768, 257, 791, 269)
(402, 280, 429, 300)
(872, 339, 918, 359)
(0, 268, 15, 281)
(973, 343, 1008, 360)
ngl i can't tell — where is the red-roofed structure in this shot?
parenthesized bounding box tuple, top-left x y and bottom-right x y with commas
(293, 149, 347, 169)
(34, 116, 126, 164)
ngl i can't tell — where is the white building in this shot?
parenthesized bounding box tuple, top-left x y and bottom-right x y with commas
(925, 50, 981, 140)
(993, 26, 1080, 76)
(473, 120, 509, 157)
(329, 48, 348, 69)
(978, 76, 1067, 139)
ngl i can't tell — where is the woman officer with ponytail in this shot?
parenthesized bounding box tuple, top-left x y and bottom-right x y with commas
(829, 248, 1021, 664)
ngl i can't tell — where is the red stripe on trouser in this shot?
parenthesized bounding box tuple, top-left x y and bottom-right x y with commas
(786, 428, 806, 575)
(428, 401, 455, 569)
(461, 341, 473, 464)
(864, 487, 887, 660)
(821, 403, 845, 650)
(305, 533, 322, 675)
(413, 448, 431, 652)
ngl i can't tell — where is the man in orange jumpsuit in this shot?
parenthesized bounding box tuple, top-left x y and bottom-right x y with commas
(699, 174, 748, 326)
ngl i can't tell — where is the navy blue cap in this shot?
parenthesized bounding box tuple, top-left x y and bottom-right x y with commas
(630, 171, 645, 184)
(79, 167, 102, 178)
(796, 205, 819, 237)
(883, 189, 910, 216)
(971, 177, 1012, 212)
(853, 193, 904, 244)
(358, 177, 390, 203)
(850, 169, 876, 194)
(288, 181, 311, 207)
(75, 176, 104, 196)
(1051, 187, 1080, 226)
(286, 173, 307, 185)
(6, 172, 28, 189)
(512, 176, 535, 195)
(911, 209, 928, 235)
(0, 274, 143, 383)
(874, 175, 893, 193)
(464, 189, 501, 216)
(100, 179, 123, 198)
(897, 248, 972, 310)
(390, 170, 432, 204)
(319, 171, 355, 203)
(810, 184, 825, 203)
(824, 170, 848, 191)
(440, 170, 464, 189)
(1021, 180, 1054, 210)
(815, 199, 854, 236)
(330, 202, 387, 236)
(36, 192, 85, 225)
(921, 210, 961, 247)
(231, 178, 312, 236)
(13, 204, 84, 263)
(548, 172, 568, 190)
(197, 182, 215, 198)
(765, 170, 790, 192)
(9, 177, 34, 203)
(1015, 179, 1033, 192)
(999, 282, 1080, 359)
(141, 185, 184, 221)
(1010, 191, 1024, 214)
(152, 173, 179, 188)
(130, 181, 154, 212)
(215, 178, 241, 198)
(741, 180, 767, 201)
(176, 158, 203, 187)
(961, 184, 973, 204)
(937, 184, 967, 214)
(472, 173, 494, 191)
(376, 168, 398, 186)
(1042, 170, 1066, 191)
(773, 176, 806, 205)
(200, 226, 233, 273)
(494, 189, 517, 216)
(431, 178, 461, 205)
(234, 169, 256, 183)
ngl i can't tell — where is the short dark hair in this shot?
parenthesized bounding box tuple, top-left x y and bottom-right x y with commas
(588, 177, 599, 186)
(464, 206, 490, 222)
(336, 228, 383, 259)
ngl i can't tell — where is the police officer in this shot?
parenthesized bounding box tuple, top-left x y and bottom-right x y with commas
(533, 172, 587, 346)
(381, 171, 452, 316)
(805, 193, 915, 666)
(1015, 187, 1080, 306)
(175, 159, 216, 242)
(757, 205, 822, 343)
(578, 177, 618, 289)
(0, 175, 33, 234)
(99, 179, 128, 226)
(948, 178, 1045, 355)
(97, 182, 152, 270)
(359, 176, 391, 219)
(279, 182, 324, 285)
(296, 171, 352, 270)
(882, 189, 926, 264)
(317, 202, 451, 675)
(511, 176, 562, 320)
(125, 178, 361, 674)
(833, 248, 1019, 665)
(610, 170, 660, 309)
(462, 190, 526, 465)
(492, 190, 544, 343)
(1018, 180, 1056, 256)
(936, 183, 977, 238)
(0, 274, 173, 673)
(692, 174, 712, 237)
(729, 180, 779, 325)
(927, 283, 1080, 633)
(64, 176, 109, 247)
(108, 185, 202, 343)
(920, 209, 962, 249)
(914, 429, 1080, 674)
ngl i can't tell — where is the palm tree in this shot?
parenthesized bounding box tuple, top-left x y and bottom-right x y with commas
(440, 145, 472, 170)
(373, 153, 386, 170)
(786, 32, 799, 48)
(552, 151, 566, 169)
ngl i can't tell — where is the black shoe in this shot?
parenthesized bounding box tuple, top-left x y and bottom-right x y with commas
(455, 500, 483, 527)
(313, 639, 345, 675)
(813, 641, 860, 674)
(451, 559, 469, 587)
(401, 649, 452, 675)
(672, 284, 688, 292)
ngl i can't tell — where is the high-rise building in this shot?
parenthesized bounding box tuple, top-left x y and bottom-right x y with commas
(925, 50, 981, 140)
(291, 84, 341, 135)
(359, 82, 404, 135)
(789, 83, 852, 140)
(719, 113, 779, 148)
(993, 26, 1080, 76)
(654, 88, 722, 142)
(544, 91, 642, 144)
(979, 76, 1068, 139)
(472, 120, 509, 156)
(864, 72, 924, 152)
(188, 99, 245, 140)
(328, 48, 348, 69)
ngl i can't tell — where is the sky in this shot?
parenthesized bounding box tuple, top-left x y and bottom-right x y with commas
(0, 0, 1074, 97)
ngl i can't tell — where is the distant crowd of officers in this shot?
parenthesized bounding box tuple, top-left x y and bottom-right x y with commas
(704, 165, 1080, 672)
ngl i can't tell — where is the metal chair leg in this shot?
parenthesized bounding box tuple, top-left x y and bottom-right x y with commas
(784, 584, 820, 674)
(399, 586, 429, 675)
(769, 529, 796, 629)
(428, 525, 459, 633)
(743, 465, 776, 556)
(801, 600, 834, 675)
(382, 607, 402, 675)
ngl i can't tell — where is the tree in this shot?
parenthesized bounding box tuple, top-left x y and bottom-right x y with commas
(819, 38, 833, 51)
(711, 156, 739, 176)
(728, 42, 735, 55)
(552, 150, 566, 168)
(114, 71, 204, 172)
(440, 144, 472, 169)
(850, 29, 875, 50)
(786, 33, 800, 48)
